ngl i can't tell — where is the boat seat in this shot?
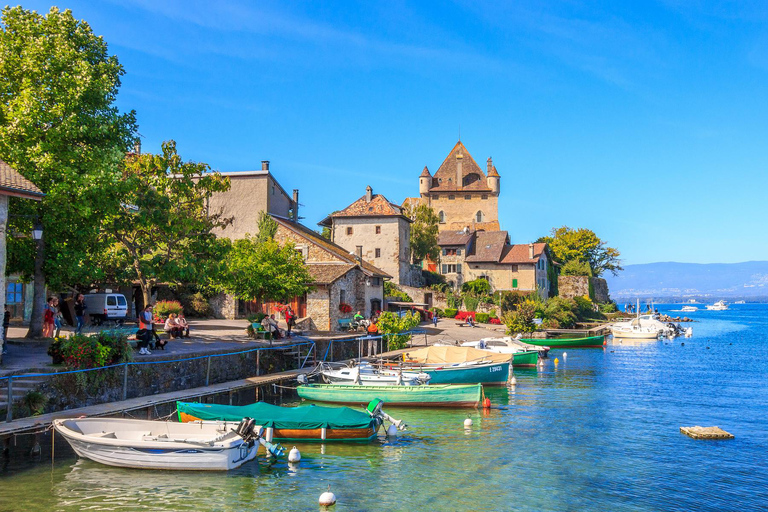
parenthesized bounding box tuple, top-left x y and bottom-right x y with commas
(92, 431, 117, 438)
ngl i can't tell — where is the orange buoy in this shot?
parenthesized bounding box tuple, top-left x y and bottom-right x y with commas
(483, 398, 491, 409)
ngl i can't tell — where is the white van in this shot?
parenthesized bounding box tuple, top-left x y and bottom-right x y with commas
(83, 293, 129, 325)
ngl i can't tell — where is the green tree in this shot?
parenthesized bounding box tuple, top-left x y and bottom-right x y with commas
(103, 141, 231, 305)
(560, 259, 592, 277)
(405, 204, 440, 264)
(220, 235, 313, 304)
(255, 211, 278, 243)
(538, 226, 622, 277)
(0, 6, 137, 337)
(462, 278, 491, 296)
(377, 311, 420, 350)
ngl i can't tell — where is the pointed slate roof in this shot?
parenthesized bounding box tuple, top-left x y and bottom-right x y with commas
(420, 166, 431, 177)
(0, 160, 44, 200)
(429, 141, 491, 192)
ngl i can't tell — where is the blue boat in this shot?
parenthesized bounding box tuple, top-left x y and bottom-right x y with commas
(402, 361, 510, 386)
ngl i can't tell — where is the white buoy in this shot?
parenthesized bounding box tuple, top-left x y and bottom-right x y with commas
(562, 351, 567, 360)
(386, 424, 398, 436)
(319, 485, 337, 507)
(464, 416, 473, 428)
(288, 446, 301, 463)
(510, 375, 517, 386)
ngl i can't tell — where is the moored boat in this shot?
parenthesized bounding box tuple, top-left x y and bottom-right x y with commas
(297, 383, 483, 407)
(407, 360, 510, 385)
(177, 400, 403, 442)
(521, 335, 606, 348)
(53, 417, 282, 471)
(706, 300, 728, 311)
(462, 336, 550, 359)
(320, 362, 430, 386)
(398, 346, 511, 385)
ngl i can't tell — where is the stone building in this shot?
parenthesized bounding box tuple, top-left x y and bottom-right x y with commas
(437, 228, 551, 298)
(271, 217, 388, 331)
(403, 141, 501, 233)
(208, 160, 299, 239)
(319, 185, 418, 286)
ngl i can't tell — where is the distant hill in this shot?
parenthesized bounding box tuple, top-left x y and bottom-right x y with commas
(603, 261, 768, 300)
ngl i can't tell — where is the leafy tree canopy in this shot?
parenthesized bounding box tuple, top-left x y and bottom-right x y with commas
(462, 278, 491, 296)
(220, 236, 313, 303)
(405, 204, 440, 264)
(560, 259, 592, 277)
(537, 226, 622, 277)
(102, 140, 231, 304)
(0, 6, 137, 289)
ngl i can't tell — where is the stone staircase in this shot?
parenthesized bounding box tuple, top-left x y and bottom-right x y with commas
(0, 370, 56, 414)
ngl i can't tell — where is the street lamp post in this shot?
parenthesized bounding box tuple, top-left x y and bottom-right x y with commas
(25, 221, 45, 339)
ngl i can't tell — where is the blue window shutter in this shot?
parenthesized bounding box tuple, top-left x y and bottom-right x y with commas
(457, 264, 462, 274)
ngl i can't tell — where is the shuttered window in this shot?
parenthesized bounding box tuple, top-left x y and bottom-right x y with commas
(512, 279, 518, 288)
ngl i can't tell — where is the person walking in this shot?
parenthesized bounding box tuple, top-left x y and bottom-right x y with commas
(52, 297, 62, 338)
(43, 297, 55, 338)
(74, 294, 87, 334)
(284, 306, 295, 338)
(432, 310, 439, 327)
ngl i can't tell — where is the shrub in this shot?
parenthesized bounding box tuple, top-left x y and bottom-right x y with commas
(339, 303, 353, 314)
(446, 291, 462, 309)
(58, 333, 124, 369)
(444, 308, 458, 318)
(462, 279, 491, 295)
(456, 311, 476, 321)
(475, 312, 490, 323)
(489, 317, 502, 325)
(431, 307, 443, 317)
(561, 259, 592, 277)
(541, 297, 578, 329)
(497, 290, 535, 314)
(247, 312, 267, 324)
(95, 330, 133, 364)
(155, 300, 183, 318)
(182, 292, 212, 317)
(464, 295, 480, 312)
(377, 311, 420, 350)
(488, 311, 498, 319)
(503, 299, 538, 334)
(599, 302, 617, 313)
(422, 270, 446, 288)
(385, 281, 413, 302)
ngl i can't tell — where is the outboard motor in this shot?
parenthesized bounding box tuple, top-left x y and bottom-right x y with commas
(366, 398, 408, 431)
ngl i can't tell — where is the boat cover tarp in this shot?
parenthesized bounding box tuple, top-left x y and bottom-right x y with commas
(403, 346, 510, 364)
(177, 401, 373, 429)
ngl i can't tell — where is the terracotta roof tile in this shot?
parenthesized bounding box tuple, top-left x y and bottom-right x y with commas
(500, 243, 548, 264)
(437, 230, 474, 246)
(332, 193, 403, 218)
(429, 141, 491, 192)
(306, 263, 355, 285)
(420, 166, 431, 177)
(0, 160, 44, 200)
(272, 216, 391, 278)
(465, 231, 509, 262)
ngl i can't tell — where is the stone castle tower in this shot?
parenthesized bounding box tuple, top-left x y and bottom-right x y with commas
(412, 141, 501, 232)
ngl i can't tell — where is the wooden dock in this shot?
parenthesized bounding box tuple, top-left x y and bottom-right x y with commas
(0, 368, 303, 438)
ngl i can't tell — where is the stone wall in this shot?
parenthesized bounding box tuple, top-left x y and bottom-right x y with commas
(209, 292, 236, 320)
(428, 192, 498, 232)
(558, 276, 610, 302)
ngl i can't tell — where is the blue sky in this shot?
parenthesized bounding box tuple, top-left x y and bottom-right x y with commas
(21, 1, 768, 265)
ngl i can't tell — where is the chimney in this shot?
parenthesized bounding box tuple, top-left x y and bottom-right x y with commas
(365, 185, 373, 203)
(456, 152, 463, 187)
(261, 160, 269, 171)
(487, 157, 493, 174)
(355, 245, 363, 266)
(528, 243, 534, 259)
(292, 189, 299, 221)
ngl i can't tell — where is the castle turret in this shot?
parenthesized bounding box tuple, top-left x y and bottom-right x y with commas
(419, 166, 431, 197)
(486, 157, 500, 196)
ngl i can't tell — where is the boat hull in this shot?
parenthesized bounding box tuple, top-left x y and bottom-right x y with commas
(521, 335, 606, 348)
(177, 411, 377, 442)
(402, 362, 509, 385)
(297, 384, 483, 407)
(53, 418, 258, 471)
(511, 350, 539, 367)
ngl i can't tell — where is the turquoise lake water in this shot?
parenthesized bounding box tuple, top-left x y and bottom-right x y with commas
(1, 304, 767, 511)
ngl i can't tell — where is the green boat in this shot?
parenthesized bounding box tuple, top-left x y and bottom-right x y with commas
(177, 400, 387, 442)
(400, 361, 509, 385)
(297, 383, 483, 408)
(511, 350, 540, 367)
(521, 335, 605, 348)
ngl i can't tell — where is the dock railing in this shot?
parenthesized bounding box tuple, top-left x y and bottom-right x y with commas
(1, 341, 316, 423)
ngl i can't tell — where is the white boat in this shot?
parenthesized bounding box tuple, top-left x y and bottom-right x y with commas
(610, 318, 662, 339)
(321, 362, 430, 386)
(53, 417, 282, 471)
(681, 306, 698, 312)
(734, 300, 746, 304)
(705, 300, 728, 311)
(462, 336, 550, 358)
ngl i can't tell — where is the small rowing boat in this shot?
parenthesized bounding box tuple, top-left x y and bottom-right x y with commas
(297, 383, 483, 407)
(53, 417, 283, 471)
(521, 335, 606, 348)
(398, 346, 510, 385)
(177, 400, 406, 442)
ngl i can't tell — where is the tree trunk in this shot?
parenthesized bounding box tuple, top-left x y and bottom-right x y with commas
(26, 234, 46, 339)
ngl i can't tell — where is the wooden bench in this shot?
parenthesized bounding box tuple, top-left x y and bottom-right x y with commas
(337, 318, 353, 331)
(251, 323, 272, 340)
